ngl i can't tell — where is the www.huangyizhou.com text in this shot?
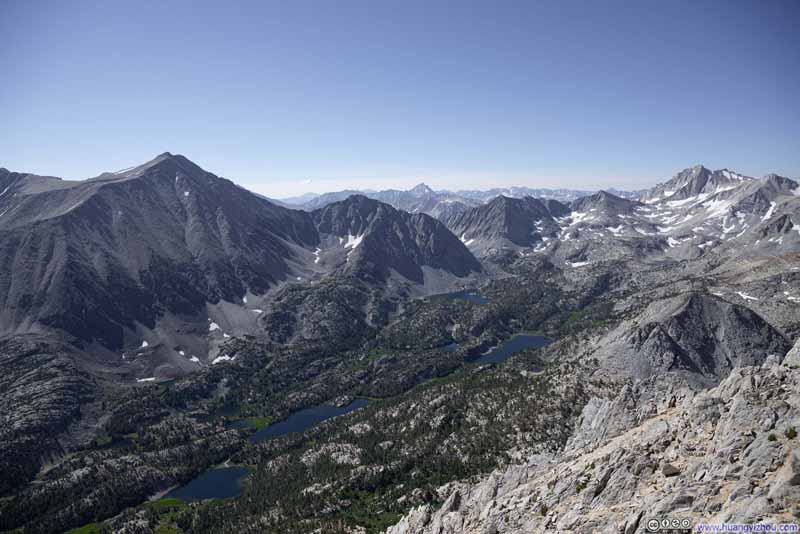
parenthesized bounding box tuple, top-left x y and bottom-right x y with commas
(695, 524, 799, 533)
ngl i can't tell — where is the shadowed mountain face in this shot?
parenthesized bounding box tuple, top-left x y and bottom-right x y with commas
(0, 154, 321, 349)
(0, 335, 94, 495)
(312, 195, 481, 283)
(597, 293, 790, 383)
(570, 189, 642, 214)
(0, 156, 482, 352)
(637, 165, 750, 204)
(444, 195, 570, 248)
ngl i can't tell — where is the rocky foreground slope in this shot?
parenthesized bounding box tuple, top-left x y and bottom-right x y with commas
(387, 342, 800, 533)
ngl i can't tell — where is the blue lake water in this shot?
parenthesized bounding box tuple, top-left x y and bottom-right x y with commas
(170, 335, 544, 501)
(250, 398, 369, 443)
(471, 334, 551, 365)
(171, 399, 370, 500)
(166, 466, 249, 501)
(443, 290, 489, 305)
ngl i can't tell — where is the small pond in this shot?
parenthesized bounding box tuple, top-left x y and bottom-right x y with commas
(250, 398, 369, 443)
(442, 290, 489, 305)
(471, 334, 551, 365)
(166, 466, 249, 501)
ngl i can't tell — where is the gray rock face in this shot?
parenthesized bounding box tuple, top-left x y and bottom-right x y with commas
(784, 338, 800, 369)
(570, 190, 642, 215)
(637, 165, 751, 204)
(386, 358, 800, 533)
(0, 335, 94, 494)
(0, 153, 319, 348)
(444, 195, 569, 249)
(312, 194, 481, 283)
(593, 293, 790, 383)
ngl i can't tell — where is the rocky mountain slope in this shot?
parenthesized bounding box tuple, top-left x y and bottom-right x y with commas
(0, 335, 95, 495)
(443, 195, 569, 252)
(0, 153, 319, 352)
(388, 350, 800, 533)
(587, 292, 790, 384)
(312, 195, 481, 284)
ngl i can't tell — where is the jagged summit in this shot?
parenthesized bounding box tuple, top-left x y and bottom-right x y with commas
(312, 193, 481, 282)
(409, 182, 435, 197)
(571, 189, 640, 213)
(639, 164, 754, 204)
(95, 152, 207, 181)
(445, 194, 568, 248)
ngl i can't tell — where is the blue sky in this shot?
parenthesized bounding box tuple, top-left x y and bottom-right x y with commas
(1, 0, 798, 197)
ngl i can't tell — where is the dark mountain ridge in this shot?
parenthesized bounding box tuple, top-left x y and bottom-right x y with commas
(570, 189, 642, 214)
(312, 195, 481, 283)
(0, 153, 320, 349)
(444, 195, 569, 247)
(0, 155, 479, 353)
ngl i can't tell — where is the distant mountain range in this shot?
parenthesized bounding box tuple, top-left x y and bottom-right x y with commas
(280, 183, 640, 221)
(443, 164, 800, 265)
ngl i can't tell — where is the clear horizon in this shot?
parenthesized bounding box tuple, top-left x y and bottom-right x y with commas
(2, 0, 799, 197)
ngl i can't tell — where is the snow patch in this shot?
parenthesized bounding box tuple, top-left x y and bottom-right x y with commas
(607, 224, 624, 236)
(736, 291, 759, 301)
(344, 233, 364, 249)
(761, 202, 776, 222)
(569, 211, 591, 226)
(702, 198, 731, 219)
(141, 340, 149, 348)
(137, 377, 157, 383)
(209, 322, 220, 332)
